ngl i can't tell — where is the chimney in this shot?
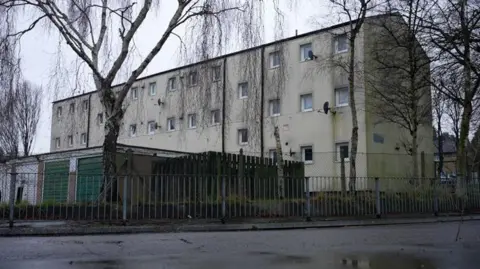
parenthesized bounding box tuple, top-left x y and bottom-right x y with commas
(295, 29, 298, 36)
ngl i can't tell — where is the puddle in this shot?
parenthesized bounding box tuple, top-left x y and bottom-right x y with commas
(247, 250, 437, 269)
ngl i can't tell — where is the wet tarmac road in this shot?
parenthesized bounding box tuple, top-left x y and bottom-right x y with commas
(0, 221, 479, 268)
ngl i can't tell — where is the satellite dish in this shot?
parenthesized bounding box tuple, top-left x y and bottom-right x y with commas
(323, 101, 336, 115)
(323, 101, 330, 114)
(157, 98, 164, 106)
(307, 50, 317, 60)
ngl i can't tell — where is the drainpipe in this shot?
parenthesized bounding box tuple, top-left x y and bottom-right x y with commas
(260, 47, 265, 158)
(86, 94, 92, 148)
(221, 57, 227, 153)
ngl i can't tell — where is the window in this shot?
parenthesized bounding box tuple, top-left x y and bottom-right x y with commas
(149, 82, 157, 96)
(300, 43, 313, 61)
(238, 82, 248, 99)
(336, 142, 349, 162)
(212, 66, 221, 81)
(269, 149, 277, 164)
(269, 51, 280, 68)
(148, 121, 156, 135)
(188, 71, 198, 86)
(335, 87, 349, 107)
(301, 146, 313, 164)
(269, 99, 280, 116)
(69, 103, 75, 113)
(211, 109, 220, 125)
(334, 34, 348, 54)
(55, 137, 60, 148)
(301, 94, 313, 112)
(80, 133, 87, 145)
(56, 107, 62, 118)
(167, 117, 176, 131)
(82, 100, 88, 111)
(68, 135, 73, 147)
(188, 113, 197, 129)
(129, 124, 137, 137)
(97, 113, 103, 124)
(168, 77, 176, 91)
(238, 128, 248, 145)
(131, 87, 138, 99)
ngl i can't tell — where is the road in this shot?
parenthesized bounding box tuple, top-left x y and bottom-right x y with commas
(0, 221, 479, 268)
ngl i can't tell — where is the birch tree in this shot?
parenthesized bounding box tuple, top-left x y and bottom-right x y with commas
(329, 0, 375, 191)
(0, 0, 271, 179)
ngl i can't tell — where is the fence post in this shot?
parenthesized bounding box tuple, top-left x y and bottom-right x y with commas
(9, 163, 17, 228)
(375, 177, 381, 219)
(305, 177, 311, 221)
(123, 149, 133, 225)
(221, 175, 226, 223)
(433, 179, 439, 216)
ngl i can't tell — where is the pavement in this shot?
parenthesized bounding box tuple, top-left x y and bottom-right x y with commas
(0, 221, 479, 268)
(1, 214, 479, 236)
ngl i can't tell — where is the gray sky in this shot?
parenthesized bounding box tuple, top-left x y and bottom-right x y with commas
(17, 1, 331, 154)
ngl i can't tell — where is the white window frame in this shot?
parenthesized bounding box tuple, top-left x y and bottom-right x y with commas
(167, 117, 176, 131)
(82, 100, 88, 111)
(269, 99, 280, 116)
(301, 146, 313, 164)
(147, 121, 156, 135)
(334, 34, 348, 54)
(238, 128, 248, 145)
(335, 87, 349, 107)
(269, 51, 280, 68)
(149, 82, 157, 96)
(238, 82, 248, 99)
(129, 124, 137, 137)
(55, 137, 60, 148)
(188, 113, 197, 129)
(80, 133, 87, 145)
(131, 87, 138, 100)
(168, 77, 176, 92)
(188, 71, 198, 86)
(211, 109, 220, 125)
(212, 66, 221, 81)
(68, 135, 73, 147)
(300, 43, 313, 61)
(97, 113, 103, 124)
(300, 94, 313, 112)
(269, 149, 277, 163)
(56, 106, 62, 118)
(336, 142, 350, 162)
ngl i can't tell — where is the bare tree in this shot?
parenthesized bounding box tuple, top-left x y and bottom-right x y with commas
(0, 0, 272, 182)
(0, 5, 20, 159)
(329, 0, 376, 191)
(425, 0, 480, 194)
(15, 80, 42, 156)
(365, 0, 433, 179)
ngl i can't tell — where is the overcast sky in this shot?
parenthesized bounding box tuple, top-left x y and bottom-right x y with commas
(17, 1, 332, 154)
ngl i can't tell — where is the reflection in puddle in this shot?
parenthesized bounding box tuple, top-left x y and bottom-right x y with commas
(248, 250, 437, 269)
(338, 253, 436, 269)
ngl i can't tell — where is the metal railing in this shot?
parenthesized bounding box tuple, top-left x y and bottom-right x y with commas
(1, 170, 479, 225)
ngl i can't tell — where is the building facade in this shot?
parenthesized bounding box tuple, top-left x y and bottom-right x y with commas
(49, 14, 435, 188)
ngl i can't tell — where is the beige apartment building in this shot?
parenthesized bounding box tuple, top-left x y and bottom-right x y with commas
(49, 14, 435, 190)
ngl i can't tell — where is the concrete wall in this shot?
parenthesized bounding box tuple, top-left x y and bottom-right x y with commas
(49, 15, 434, 189)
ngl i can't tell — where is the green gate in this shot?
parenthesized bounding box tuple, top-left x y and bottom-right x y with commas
(76, 156, 103, 203)
(43, 160, 69, 202)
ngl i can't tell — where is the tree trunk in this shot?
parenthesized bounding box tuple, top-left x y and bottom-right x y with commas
(411, 130, 419, 182)
(348, 34, 359, 192)
(274, 127, 284, 199)
(436, 114, 444, 179)
(456, 100, 472, 196)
